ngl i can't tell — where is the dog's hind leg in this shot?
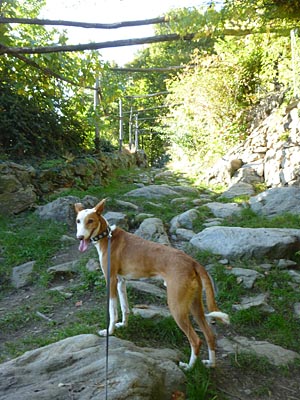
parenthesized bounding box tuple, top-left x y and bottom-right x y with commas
(167, 283, 202, 370)
(115, 277, 130, 329)
(191, 292, 216, 367)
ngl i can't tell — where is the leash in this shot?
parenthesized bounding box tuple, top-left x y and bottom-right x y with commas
(105, 229, 112, 400)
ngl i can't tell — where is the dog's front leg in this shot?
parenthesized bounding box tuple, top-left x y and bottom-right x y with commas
(115, 277, 130, 329)
(98, 276, 118, 336)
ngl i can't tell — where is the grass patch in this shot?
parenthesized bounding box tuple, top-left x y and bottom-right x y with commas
(230, 352, 273, 374)
(185, 360, 219, 400)
(115, 314, 188, 350)
(223, 208, 300, 229)
(0, 213, 66, 286)
(229, 268, 300, 352)
(211, 264, 248, 309)
(0, 307, 38, 333)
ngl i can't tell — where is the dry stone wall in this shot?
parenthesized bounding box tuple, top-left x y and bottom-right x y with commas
(206, 94, 300, 188)
(0, 150, 147, 215)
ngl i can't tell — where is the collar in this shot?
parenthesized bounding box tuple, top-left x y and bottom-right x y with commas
(91, 226, 112, 243)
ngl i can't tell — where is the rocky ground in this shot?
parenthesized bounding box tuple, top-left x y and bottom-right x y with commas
(1, 168, 300, 400)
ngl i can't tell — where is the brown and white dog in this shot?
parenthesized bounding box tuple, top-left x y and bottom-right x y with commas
(75, 199, 229, 369)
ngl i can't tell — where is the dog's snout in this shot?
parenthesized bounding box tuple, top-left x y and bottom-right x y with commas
(77, 235, 84, 240)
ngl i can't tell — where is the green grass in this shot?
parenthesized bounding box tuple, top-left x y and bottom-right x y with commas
(115, 314, 188, 350)
(185, 360, 219, 400)
(219, 266, 300, 353)
(223, 208, 300, 229)
(0, 307, 38, 332)
(230, 352, 273, 374)
(0, 213, 67, 287)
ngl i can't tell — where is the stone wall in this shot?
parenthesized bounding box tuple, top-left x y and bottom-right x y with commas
(0, 150, 147, 215)
(206, 94, 300, 188)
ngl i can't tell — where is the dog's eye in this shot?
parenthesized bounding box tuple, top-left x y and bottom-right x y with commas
(87, 219, 94, 224)
(76, 219, 80, 224)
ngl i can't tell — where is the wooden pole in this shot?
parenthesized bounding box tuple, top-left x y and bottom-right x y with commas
(119, 98, 123, 151)
(129, 107, 133, 150)
(135, 114, 139, 151)
(94, 77, 100, 150)
(291, 29, 299, 98)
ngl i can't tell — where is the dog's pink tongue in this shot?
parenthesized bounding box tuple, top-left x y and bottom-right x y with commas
(79, 239, 89, 252)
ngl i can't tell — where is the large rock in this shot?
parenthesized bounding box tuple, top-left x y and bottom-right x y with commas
(0, 334, 185, 400)
(35, 195, 98, 226)
(219, 182, 255, 199)
(104, 211, 129, 230)
(125, 185, 180, 199)
(227, 267, 263, 289)
(169, 208, 199, 233)
(35, 195, 80, 226)
(135, 217, 170, 245)
(204, 202, 242, 218)
(190, 226, 300, 259)
(11, 261, 36, 288)
(0, 162, 37, 214)
(219, 336, 300, 366)
(249, 187, 300, 217)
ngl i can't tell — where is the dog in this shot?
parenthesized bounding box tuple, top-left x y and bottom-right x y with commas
(75, 199, 229, 369)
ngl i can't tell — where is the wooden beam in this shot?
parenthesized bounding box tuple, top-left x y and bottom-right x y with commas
(0, 33, 195, 55)
(125, 91, 169, 99)
(0, 16, 167, 29)
(111, 65, 187, 73)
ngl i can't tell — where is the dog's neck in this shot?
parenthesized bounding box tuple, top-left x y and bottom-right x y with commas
(91, 225, 112, 243)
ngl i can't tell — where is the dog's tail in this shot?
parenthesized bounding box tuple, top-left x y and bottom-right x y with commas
(195, 263, 230, 325)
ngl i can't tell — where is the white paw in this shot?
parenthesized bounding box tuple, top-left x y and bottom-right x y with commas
(98, 328, 113, 336)
(115, 322, 127, 329)
(202, 359, 215, 368)
(179, 361, 191, 370)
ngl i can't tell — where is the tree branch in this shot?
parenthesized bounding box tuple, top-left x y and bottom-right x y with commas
(0, 33, 195, 55)
(0, 16, 167, 29)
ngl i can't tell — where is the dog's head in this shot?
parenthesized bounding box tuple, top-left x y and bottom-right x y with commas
(74, 199, 106, 252)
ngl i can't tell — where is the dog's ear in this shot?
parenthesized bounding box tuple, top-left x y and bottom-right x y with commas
(74, 203, 84, 214)
(94, 198, 106, 215)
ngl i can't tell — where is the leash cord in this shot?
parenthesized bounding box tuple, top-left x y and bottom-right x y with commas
(105, 233, 112, 400)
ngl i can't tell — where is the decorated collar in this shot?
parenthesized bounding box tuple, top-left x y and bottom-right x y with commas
(91, 226, 112, 243)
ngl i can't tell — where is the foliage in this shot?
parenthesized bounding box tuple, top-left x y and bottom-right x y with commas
(0, 0, 111, 160)
(162, 26, 294, 175)
(1, 0, 299, 170)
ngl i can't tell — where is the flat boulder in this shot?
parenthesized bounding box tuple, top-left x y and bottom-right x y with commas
(219, 336, 300, 366)
(0, 334, 185, 400)
(219, 182, 255, 199)
(249, 187, 300, 217)
(190, 226, 300, 259)
(125, 185, 180, 199)
(204, 202, 242, 218)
